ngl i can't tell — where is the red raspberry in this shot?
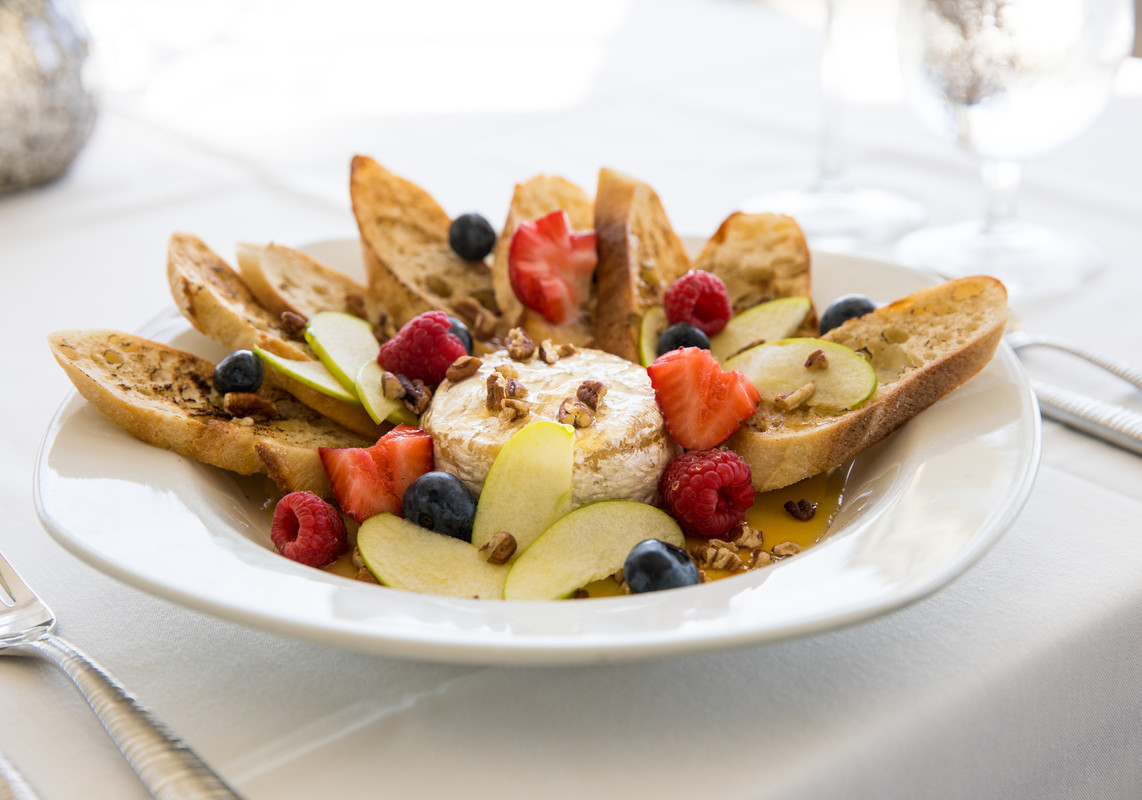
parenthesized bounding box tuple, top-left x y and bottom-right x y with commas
(271, 491, 349, 567)
(659, 450, 755, 538)
(378, 310, 468, 386)
(664, 270, 732, 336)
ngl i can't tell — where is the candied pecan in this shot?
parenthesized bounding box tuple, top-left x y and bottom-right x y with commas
(505, 378, 528, 400)
(753, 550, 775, 568)
(486, 373, 507, 412)
(355, 568, 380, 584)
(499, 398, 530, 422)
(280, 310, 307, 336)
(445, 355, 482, 382)
(804, 349, 828, 370)
(345, 293, 368, 320)
(401, 379, 432, 415)
(494, 363, 519, 380)
(774, 381, 815, 411)
(556, 397, 594, 428)
(784, 499, 818, 521)
(557, 343, 579, 357)
(506, 327, 535, 360)
(381, 371, 406, 400)
(538, 339, 561, 364)
(730, 521, 764, 550)
(772, 542, 801, 558)
(223, 392, 279, 419)
(479, 531, 517, 565)
(690, 541, 746, 572)
(576, 380, 607, 411)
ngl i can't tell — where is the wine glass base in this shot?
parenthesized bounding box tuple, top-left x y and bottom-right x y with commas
(894, 220, 1106, 299)
(742, 186, 925, 252)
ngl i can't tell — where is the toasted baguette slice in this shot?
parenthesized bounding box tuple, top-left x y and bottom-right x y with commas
(47, 330, 372, 499)
(728, 276, 1009, 492)
(167, 233, 384, 439)
(594, 168, 691, 362)
(235, 242, 386, 324)
(489, 174, 596, 345)
(693, 212, 818, 334)
(349, 155, 499, 337)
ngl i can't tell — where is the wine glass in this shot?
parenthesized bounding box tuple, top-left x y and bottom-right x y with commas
(744, 0, 926, 251)
(895, 0, 1135, 297)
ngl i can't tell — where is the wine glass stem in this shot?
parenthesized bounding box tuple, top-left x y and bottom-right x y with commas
(981, 158, 1021, 234)
(815, 0, 847, 191)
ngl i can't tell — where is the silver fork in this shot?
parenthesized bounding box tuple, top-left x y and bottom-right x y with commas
(0, 552, 242, 799)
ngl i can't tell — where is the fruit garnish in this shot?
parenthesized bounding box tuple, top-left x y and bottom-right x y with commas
(318, 424, 434, 523)
(508, 209, 597, 325)
(448, 213, 497, 261)
(270, 491, 349, 567)
(664, 270, 732, 337)
(658, 450, 755, 538)
(446, 315, 474, 355)
(401, 471, 477, 542)
(623, 539, 701, 593)
(305, 311, 380, 393)
(723, 338, 877, 412)
(819, 294, 877, 334)
(656, 322, 710, 359)
(378, 310, 469, 387)
(646, 347, 760, 451)
(708, 296, 811, 361)
(213, 349, 264, 394)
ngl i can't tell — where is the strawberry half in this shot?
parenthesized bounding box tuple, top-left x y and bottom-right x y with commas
(647, 347, 761, 451)
(508, 210, 597, 325)
(318, 424, 434, 523)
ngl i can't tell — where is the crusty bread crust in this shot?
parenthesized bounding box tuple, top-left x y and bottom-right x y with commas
(167, 233, 383, 439)
(490, 174, 595, 344)
(729, 276, 1009, 491)
(47, 330, 372, 498)
(593, 168, 691, 362)
(693, 212, 818, 334)
(349, 155, 499, 332)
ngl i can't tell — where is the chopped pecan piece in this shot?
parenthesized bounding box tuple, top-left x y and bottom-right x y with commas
(556, 397, 594, 428)
(558, 343, 579, 357)
(453, 296, 498, 341)
(772, 542, 801, 558)
(223, 392, 279, 419)
(445, 355, 482, 382)
(280, 310, 307, 336)
(690, 541, 746, 572)
(345, 293, 368, 320)
(538, 339, 561, 364)
(486, 373, 507, 412)
(479, 531, 517, 565)
(355, 568, 380, 584)
(381, 371, 406, 400)
(784, 499, 818, 521)
(499, 398, 530, 422)
(576, 380, 607, 411)
(804, 349, 828, 370)
(572, 588, 591, 599)
(753, 550, 775, 568)
(506, 327, 536, 360)
(774, 381, 815, 411)
(505, 378, 528, 400)
(401, 379, 432, 415)
(494, 363, 519, 380)
(730, 521, 764, 550)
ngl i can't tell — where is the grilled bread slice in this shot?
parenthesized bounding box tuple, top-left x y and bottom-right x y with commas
(349, 155, 500, 338)
(235, 242, 386, 325)
(47, 330, 372, 499)
(692, 212, 818, 334)
(728, 276, 1009, 491)
(593, 168, 691, 362)
(167, 233, 384, 439)
(489, 174, 595, 345)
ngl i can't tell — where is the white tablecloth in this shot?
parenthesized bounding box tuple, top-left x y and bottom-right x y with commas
(4, 1, 1142, 797)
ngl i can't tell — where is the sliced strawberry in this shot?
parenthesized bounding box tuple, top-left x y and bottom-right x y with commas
(508, 210, 597, 325)
(318, 424, 434, 523)
(647, 347, 760, 451)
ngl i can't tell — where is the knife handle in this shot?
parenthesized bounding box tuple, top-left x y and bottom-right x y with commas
(1032, 380, 1142, 456)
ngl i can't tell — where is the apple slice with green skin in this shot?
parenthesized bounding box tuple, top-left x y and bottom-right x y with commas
(305, 311, 380, 393)
(724, 338, 876, 412)
(357, 513, 507, 599)
(355, 361, 419, 426)
(709, 297, 811, 361)
(471, 420, 574, 558)
(503, 501, 685, 601)
(639, 306, 668, 367)
(253, 344, 360, 404)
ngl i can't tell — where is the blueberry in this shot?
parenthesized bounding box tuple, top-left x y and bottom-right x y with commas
(819, 294, 877, 335)
(447, 315, 474, 355)
(213, 349, 264, 394)
(402, 471, 477, 542)
(449, 213, 497, 261)
(623, 539, 701, 594)
(656, 322, 710, 357)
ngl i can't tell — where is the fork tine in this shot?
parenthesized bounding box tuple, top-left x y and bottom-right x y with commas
(0, 551, 41, 609)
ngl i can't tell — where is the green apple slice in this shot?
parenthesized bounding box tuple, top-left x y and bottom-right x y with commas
(253, 344, 360, 405)
(471, 420, 574, 558)
(710, 297, 811, 361)
(355, 361, 419, 426)
(305, 311, 380, 393)
(358, 513, 507, 599)
(503, 501, 685, 601)
(724, 338, 876, 412)
(639, 306, 668, 367)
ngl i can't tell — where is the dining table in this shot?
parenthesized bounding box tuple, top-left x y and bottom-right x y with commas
(4, 1, 1142, 798)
